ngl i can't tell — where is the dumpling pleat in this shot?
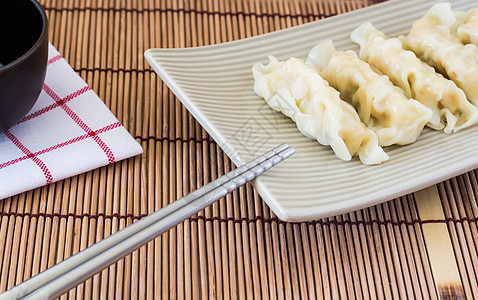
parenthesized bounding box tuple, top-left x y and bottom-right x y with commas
(351, 22, 478, 134)
(252, 56, 389, 165)
(307, 40, 432, 147)
(402, 2, 478, 106)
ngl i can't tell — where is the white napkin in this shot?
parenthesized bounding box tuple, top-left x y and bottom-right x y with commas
(0, 44, 143, 199)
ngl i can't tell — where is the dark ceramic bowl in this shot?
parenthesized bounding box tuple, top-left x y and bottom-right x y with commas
(0, 0, 48, 133)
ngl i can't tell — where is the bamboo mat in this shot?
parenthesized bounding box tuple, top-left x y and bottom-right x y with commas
(1, 0, 478, 298)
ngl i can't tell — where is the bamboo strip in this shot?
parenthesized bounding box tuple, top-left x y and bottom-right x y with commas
(455, 175, 478, 273)
(174, 0, 185, 298)
(91, 167, 107, 300)
(57, 177, 77, 300)
(319, 219, 338, 299)
(84, 170, 100, 299)
(209, 143, 223, 299)
(196, 143, 208, 299)
(347, 212, 371, 299)
(389, 198, 424, 299)
(415, 185, 466, 298)
(159, 0, 170, 295)
(55, 0, 68, 59)
(66, 174, 82, 299)
(30, 188, 47, 278)
(14, 191, 33, 287)
(292, 223, 310, 300)
(360, 208, 386, 299)
(438, 180, 474, 299)
(168, 0, 179, 296)
(137, 0, 152, 298)
(1, 195, 17, 291)
(405, 194, 438, 299)
(0, 197, 10, 283)
(91, 0, 102, 97)
(219, 152, 233, 300)
(266, 211, 285, 300)
(327, 217, 347, 299)
(44, 0, 54, 46)
(377, 203, 405, 299)
(184, 3, 198, 299)
(75, 177, 88, 299)
(438, 179, 478, 299)
(341, 214, 360, 299)
(231, 189, 247, 298)
(236, 186, 251, 300)
(449, 177, 478, 297)
(5, 194, 22, 290)
(281, 0, 294, 29)
(115, 0, 128, 295)
(282, 222, 298, 299)
(463, 172, 478, 280)
(341, 214, 363, 299)
(188, 137, 199, 300)
(291, 0, 304, 26)
(374, 204, 399, 299)
(130, 0, 142, 297)
(308, 0, 321, 22)
(246, 186, 262, 299)
(125, 7, 137, 288)
(314, 221, 330, 300)
(460, 172, 478, 258)
(236, 184, 253, 300)
(253, 192, 271, 300)
(45, 184, 60, 272)
(303, 224, 320, 300)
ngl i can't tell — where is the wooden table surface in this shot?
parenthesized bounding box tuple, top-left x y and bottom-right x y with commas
(1, 0, 477, 299)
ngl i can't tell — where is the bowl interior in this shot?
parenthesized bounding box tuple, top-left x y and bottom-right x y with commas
(0, 1, 45, 68)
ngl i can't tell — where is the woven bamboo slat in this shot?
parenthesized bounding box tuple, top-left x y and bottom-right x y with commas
(1, 0, 477, 298)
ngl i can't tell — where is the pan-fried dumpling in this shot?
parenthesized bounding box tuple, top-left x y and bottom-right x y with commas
(351, 22, 478, 134)
(252, 56, 388, 164)
(454, 8, 478, 45)
(401, 3, 478, 105)
(307, 40, 432, 147)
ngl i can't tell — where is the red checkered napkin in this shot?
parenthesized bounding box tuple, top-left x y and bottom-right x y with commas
(0, 44, 143, 199)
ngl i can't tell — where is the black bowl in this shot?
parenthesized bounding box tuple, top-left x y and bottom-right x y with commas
(0, 0, 48, 133)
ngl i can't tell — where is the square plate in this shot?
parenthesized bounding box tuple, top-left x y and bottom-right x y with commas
(145, 0, 478, 221)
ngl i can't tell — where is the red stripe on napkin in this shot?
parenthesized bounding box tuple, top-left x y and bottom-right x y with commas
(4, 130, 53, 183)
(18, 86, 91, 124)
(48, 54, 63, 65)
(43, 84, 116, 164)
(0, 122, 121, 171)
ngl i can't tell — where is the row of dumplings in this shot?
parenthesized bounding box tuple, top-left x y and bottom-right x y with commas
(252, 3, 478, 165)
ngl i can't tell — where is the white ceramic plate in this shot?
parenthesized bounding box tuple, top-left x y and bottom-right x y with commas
(145, 0, 478, 221)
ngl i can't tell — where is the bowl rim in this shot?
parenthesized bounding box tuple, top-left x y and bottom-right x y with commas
(0, 0, 48, 74)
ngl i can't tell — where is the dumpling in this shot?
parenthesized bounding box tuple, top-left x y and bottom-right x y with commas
(401, 3, 478, 105)
(455, 8, 478, 45)
(351, 22, 478, 134)
(252, 56, 388, 164)
(307, 40, 432, 147)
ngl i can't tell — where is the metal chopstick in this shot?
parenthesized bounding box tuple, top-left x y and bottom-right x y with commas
(1, 143, 294, 300)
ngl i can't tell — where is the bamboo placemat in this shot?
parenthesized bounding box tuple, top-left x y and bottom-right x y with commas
(1, 0, 477, 298)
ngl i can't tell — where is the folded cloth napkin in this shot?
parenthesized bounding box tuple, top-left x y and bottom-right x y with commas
(0, 44, 143, 199)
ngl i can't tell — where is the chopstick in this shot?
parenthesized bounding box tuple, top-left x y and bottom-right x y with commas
(1, 143, 294, 300)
